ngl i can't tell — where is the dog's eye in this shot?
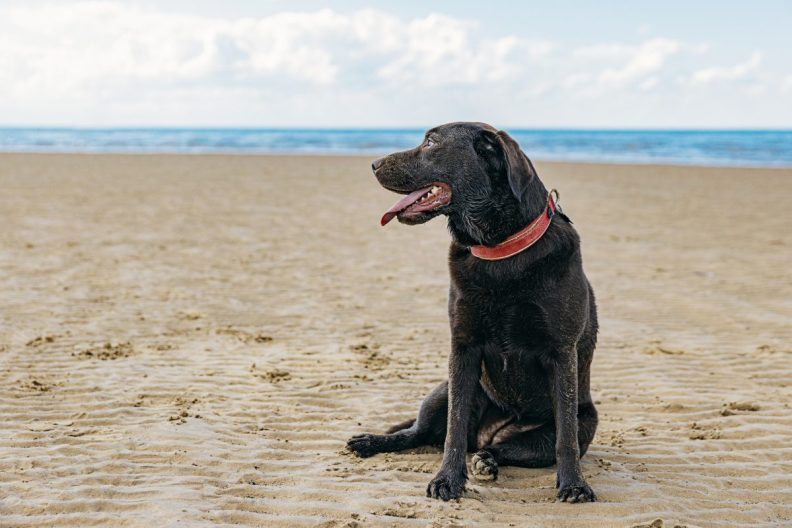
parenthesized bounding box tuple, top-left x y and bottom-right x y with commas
(424, 137, 436, 148)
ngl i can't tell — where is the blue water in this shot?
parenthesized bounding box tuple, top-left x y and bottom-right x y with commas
(0, 128, 790, 167)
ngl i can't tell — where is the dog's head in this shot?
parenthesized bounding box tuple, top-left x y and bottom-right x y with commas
(372, 122, 548, 246)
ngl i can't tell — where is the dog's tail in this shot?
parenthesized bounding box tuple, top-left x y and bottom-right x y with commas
(384, 418, 416, 434)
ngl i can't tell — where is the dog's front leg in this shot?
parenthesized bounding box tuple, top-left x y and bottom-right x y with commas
(552, 346, 596, 503)
(426, 343, 482, 501)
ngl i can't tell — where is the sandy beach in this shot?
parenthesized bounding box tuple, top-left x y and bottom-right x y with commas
(0, 153, 790, 527)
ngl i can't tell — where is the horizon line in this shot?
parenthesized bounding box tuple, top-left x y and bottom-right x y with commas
(1, 126, 791, 132)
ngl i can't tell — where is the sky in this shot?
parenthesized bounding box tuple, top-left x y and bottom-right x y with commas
(1, 0, 790, 128)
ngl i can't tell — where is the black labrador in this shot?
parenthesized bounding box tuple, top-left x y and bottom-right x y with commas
(347, 122, 598, 503)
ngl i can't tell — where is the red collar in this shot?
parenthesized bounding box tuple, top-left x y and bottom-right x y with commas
(470, 190, 559, 261)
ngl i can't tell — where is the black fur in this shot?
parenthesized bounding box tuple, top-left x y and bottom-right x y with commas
(347, 122, 598, 503)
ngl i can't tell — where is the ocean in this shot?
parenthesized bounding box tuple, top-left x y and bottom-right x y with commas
(0, 128, 790, 167)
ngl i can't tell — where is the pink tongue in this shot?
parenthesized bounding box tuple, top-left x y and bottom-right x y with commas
(380, 186, 433, 226)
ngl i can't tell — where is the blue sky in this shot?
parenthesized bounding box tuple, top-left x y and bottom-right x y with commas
(1, 1, 790, 128)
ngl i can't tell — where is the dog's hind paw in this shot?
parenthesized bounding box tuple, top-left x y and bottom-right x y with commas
(346, 433, 383, 458)
(470, 450, 498, 481)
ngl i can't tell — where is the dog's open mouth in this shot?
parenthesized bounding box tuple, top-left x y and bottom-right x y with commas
(380, 182, 452, 226)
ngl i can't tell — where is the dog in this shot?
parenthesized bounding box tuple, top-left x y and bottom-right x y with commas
(347, 122, 598, 503)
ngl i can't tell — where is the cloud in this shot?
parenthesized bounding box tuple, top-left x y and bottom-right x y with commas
(585, 38, 682, 86)
(640, 77, 658, 91)
(689, 51, 764, 85)
(377, 16, 552, 86)
(0, 3, 552, 94)
(0, 4, 354, 90)
(0, 2, 783, 127)
(562, 72, 591, 89)
(573, 43, 633, 61)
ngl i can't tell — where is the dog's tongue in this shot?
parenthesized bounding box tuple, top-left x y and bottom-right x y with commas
(380, 186, 433, 226)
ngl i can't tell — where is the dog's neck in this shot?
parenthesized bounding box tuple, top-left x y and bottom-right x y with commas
(447, 177, 549, 247)
(469, 191, 557, 260)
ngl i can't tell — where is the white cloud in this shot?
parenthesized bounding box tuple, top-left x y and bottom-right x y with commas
(0, 3, 552, 95)
(784, 75, 792, 92)
(595, 38, 682, 86)
(0, 3, 347, 94)
(566, 38, 683, 98)
(562, 72, 591, 89)
(377, 17, 552, 86)
(0, 2, 783, 127)
(573, 43, 633, 60)
(640, 77, 658, 91)
(689, 51, 764, 85)
(1, 5, 369, 88)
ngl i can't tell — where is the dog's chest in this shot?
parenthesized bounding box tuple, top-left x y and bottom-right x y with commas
(480, 346, 551, 415)
(476, 304, 553, 415)
(451, 281, 556, 413)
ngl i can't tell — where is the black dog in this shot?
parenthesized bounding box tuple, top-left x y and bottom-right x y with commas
(347, 122, 598, 503)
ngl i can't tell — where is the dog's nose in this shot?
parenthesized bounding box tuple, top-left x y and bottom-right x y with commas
(371, 157, 385, 172)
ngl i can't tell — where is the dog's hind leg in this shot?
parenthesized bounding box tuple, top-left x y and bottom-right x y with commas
(347, 381, 449, 458)
(384, 418, 416, 434)
(470, 422, 556, 481)
(470, 402, 598, 481)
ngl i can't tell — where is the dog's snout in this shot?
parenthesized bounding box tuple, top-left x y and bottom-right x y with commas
(371, 157, 385, 172)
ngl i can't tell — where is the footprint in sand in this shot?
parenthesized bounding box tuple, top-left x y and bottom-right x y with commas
(217, 326, 274, 344)
(168, 396, 202, 424)
(643, 342, 685, 356)
(632, 520, 704, 528)
(350, 343, 390, 370)
(19, 377, 58, 393)
(73, 341, 134, 360)
(720, 401, 761, 416)
(250, 363, 291, 383)
(689, 422, 722, 440)
(26, 335, 57, 347)
(176, 310, 203, 321)
(373, 502, 419, 519)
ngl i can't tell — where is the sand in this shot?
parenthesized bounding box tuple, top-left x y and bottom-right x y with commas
(0, 153, 790, 528)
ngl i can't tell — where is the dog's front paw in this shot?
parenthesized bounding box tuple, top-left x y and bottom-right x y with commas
(426, 469, 466, 501)
(556, 478, 597, 503)
(470, 450, 498, 481)
(346, 433, 382, 458)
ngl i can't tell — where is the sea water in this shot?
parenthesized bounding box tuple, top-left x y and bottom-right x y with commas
(0, 128, 790, 167)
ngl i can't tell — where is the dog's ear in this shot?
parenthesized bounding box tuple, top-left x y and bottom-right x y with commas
(494, 130, 537, 201)
(475, 128, 537, 201)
